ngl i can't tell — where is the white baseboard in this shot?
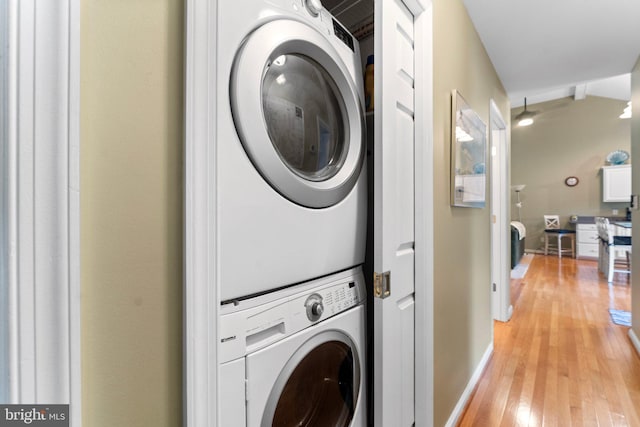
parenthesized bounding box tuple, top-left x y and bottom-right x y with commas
(444, 342, 494, 427)
(629, 328, 640, 357)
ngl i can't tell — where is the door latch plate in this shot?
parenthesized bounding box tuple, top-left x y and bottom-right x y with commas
(373, 271, 391, 299)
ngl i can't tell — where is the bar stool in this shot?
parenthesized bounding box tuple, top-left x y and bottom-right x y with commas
(596, 217, 608, 274)
(543, 215, 575, 258)
(601, 218, 631, 283)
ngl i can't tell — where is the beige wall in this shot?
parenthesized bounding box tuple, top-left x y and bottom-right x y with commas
(433, 1, 509, 425)
(631, 57, 640, 344)
(77, 1, 507, 425)
(80, 1, 183, 426)
(511, 96, 631, 251)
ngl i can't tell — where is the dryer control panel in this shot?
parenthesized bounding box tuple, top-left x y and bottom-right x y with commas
(219, 267, 365, 363)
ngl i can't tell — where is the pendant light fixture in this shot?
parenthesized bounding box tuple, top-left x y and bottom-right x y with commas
(515, 97, 536, 127)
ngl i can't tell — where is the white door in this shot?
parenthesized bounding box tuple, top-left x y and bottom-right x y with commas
(489, 100, 511, 322)
(373, 0, 417, 425)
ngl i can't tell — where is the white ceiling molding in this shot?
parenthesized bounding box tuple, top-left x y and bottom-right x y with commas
(585, 74, 631, 101)
(510, 74, 631, 107)
(510, 87, 573, 108)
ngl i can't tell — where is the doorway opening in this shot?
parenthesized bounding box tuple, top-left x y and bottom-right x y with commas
(490, 99, 512, 323)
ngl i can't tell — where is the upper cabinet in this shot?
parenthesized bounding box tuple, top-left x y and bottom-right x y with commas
(602, 164, 631, 202)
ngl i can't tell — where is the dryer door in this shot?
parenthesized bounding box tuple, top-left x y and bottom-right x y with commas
(259, 331, 361, 427)
(231, 19, 365, 208)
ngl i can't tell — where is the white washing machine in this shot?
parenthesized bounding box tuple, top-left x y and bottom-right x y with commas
(218, 0, 367, 301)
(219, 267, 367, 426)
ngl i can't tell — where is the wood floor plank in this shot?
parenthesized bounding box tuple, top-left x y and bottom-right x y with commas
(457, 255, 640, 427)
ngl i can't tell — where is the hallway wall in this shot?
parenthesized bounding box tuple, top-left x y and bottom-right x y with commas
(432, 1, 510, 425)
(80, 1, 184, 425)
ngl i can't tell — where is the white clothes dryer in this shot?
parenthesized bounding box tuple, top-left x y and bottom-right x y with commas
(217, 0, 367, 301)
(219, 267, 367, 426)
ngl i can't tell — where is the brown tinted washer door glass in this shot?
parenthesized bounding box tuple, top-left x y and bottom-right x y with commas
(271, 341, 357, 426)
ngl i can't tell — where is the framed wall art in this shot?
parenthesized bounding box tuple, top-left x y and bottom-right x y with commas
(451, 90, 487, 208)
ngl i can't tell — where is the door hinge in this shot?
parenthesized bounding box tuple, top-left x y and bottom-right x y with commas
(492, 283, 496, 292)
(373, 271, 391, 299)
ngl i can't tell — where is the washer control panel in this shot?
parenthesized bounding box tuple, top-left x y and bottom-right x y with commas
(310, 280, 360, 319)
(219, 268, 365, 362)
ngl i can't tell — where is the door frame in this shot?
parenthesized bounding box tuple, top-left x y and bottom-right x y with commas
(629, 56, 640, 355)
(184, 0, 219, 425)
(489, 99, 511, 322)
(2, 0, 81, 418)
(414, 2, 434, 426)
(183, 0, 434, 425)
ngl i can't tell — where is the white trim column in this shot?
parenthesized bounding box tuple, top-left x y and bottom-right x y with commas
(6, 0, 80, 421)
(0, 0, 10, 404)
(184, 0, 219, 426)
(414, 1, 434, 426)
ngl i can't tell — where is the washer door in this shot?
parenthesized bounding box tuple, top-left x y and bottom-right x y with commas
(262, 331, 361, 427)
(231, 19, 365, 208)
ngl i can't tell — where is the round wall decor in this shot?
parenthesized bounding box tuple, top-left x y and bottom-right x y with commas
(564, 176, 579, 187)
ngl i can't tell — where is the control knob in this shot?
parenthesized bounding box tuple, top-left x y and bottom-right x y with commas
(311, 302, 324, 316)
(305, 0, 323, 17)
(305, 294, 324, 321)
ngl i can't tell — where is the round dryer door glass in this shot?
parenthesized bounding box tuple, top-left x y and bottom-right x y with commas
(262, 54, 346, 181)
(230, 19, 365, 208)
(270, 341, 358, 426)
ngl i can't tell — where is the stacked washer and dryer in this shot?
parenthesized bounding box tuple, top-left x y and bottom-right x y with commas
(217, 0, 368, 425)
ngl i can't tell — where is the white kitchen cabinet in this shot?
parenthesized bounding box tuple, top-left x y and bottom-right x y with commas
(576, 223, 598, 259)
(602, 164, 631, 202)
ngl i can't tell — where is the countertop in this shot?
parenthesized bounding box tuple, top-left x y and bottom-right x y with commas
(573, 216, 628, 225)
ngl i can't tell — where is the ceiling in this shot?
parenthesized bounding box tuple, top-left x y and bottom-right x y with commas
(463, 0, 640, 107)
(322, 0, 640, 108)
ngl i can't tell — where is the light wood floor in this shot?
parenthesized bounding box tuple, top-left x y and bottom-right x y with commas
(458, 255, 640, 427)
